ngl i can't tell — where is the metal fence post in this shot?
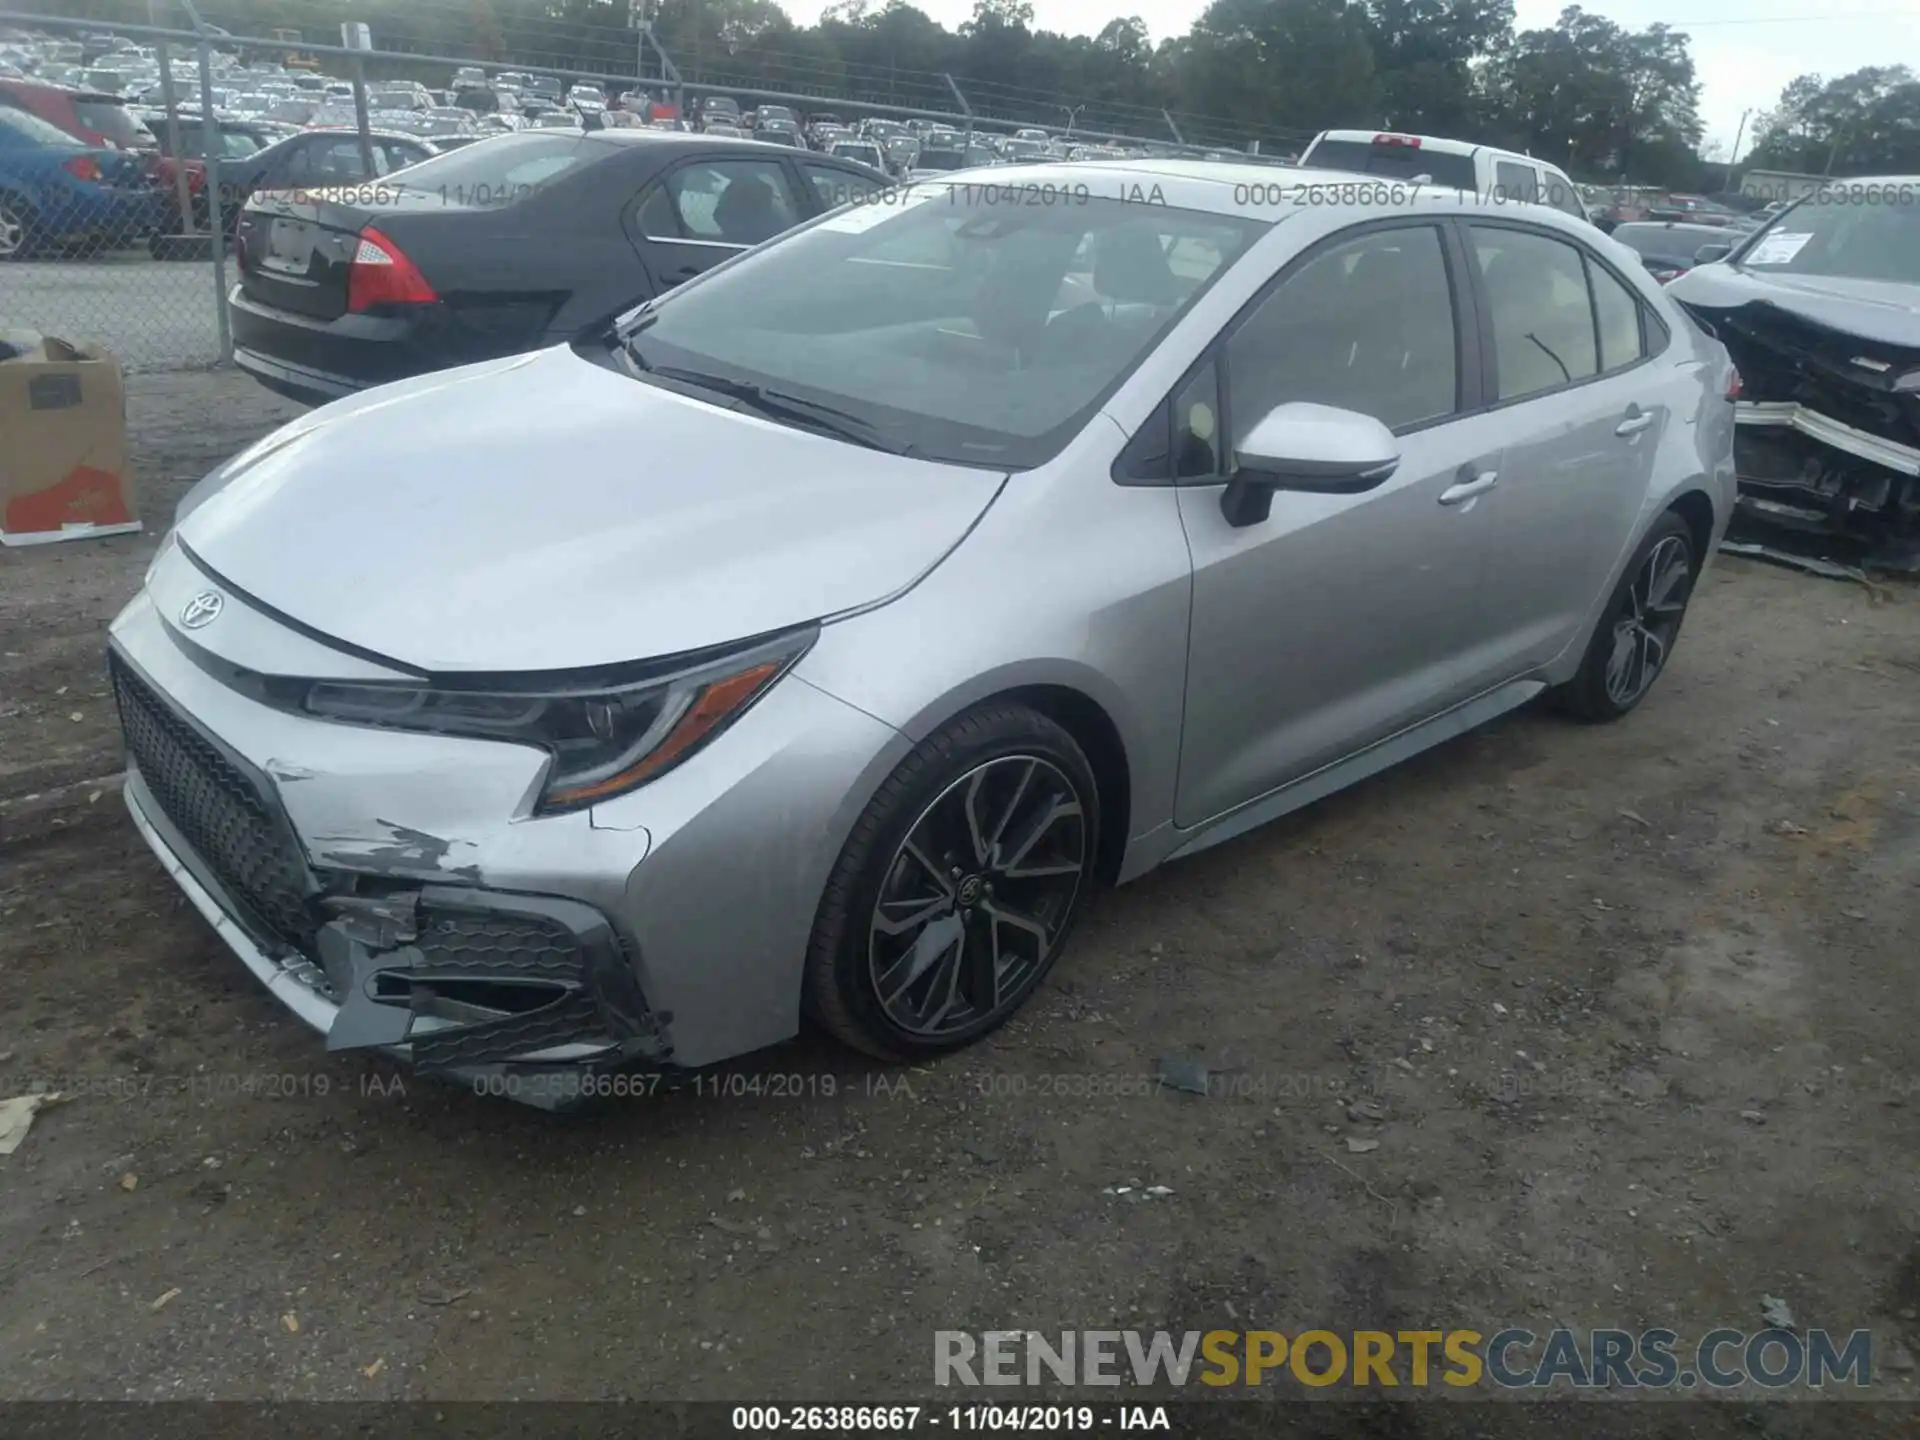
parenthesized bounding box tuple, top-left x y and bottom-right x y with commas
(943, 73, 973, 154)
(193, 30, 231, 360)
(149, 3, 196, 236)
(351, 56, 375, 175)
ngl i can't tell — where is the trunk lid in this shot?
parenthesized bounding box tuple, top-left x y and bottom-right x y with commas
(237, 184, 463, 321)
(175, 346, 1008, 673)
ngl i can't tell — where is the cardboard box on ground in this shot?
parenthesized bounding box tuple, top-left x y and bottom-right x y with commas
(0, 331, 141, 547)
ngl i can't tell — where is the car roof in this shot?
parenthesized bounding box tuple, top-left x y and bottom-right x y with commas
(1310, 129, 1574, 176)
(1613, 221, 1729, 239)
(0, 77, 126, 103)
(952, 157, 1600, 226)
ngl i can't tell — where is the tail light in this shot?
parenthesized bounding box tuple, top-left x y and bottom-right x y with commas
(345, 226, 439, 313)
(1725, 367, 1743, 402)
(62, 156, 103, 182)
(1372, 132, 1420, 148)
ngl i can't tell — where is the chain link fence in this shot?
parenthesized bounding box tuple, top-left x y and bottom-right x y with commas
(1, 9, 230, 371)
(0, 4, 1304, 383)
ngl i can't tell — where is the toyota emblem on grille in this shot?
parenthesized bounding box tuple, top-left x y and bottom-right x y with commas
(180, 591, 224, 629)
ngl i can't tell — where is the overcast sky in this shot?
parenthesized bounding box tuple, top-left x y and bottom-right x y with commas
(794, 0, 1920, 153)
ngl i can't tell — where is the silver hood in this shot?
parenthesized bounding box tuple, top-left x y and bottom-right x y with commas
(1668, 263, 1920, 349)
(177, 347, 1007, 673)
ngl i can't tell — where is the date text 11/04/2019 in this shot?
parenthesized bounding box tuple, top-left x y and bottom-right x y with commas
(730, 1406, 1171, 1432)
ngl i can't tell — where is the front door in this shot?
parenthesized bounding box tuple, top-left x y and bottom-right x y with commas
(1173, 220, 1511, 826)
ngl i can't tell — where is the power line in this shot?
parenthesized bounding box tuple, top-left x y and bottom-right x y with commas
(1657, 9, 1918, 23)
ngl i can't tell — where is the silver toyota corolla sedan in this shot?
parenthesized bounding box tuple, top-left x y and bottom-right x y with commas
(108, 161, 1738, 1099)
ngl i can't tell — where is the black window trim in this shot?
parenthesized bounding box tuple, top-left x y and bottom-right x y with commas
(1113, 215, 1485, 488)
(1452, 215, 1670, 416)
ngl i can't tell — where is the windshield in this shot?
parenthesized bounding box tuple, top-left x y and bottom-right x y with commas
(833, 143, 883, 169)
(1611, 225, 1722, 267)
(626, 191, 1266, 469)
(1299, 138, 1477, 190)
(1733, 188, 1920, 284)
(913, 150, 964, 172)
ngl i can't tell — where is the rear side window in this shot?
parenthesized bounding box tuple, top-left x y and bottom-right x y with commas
(1298, 138, 1477, 190)
(642, 159, 802, 246)
(1588, 260, 1645, 372)
(372, 132, 593, 197)
(1470, 226, 1600, 399)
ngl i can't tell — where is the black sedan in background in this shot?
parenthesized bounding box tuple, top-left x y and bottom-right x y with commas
(215, 127, 441, 220)
(1608, 221, 1738, 285)
(228, 130, 891, 406)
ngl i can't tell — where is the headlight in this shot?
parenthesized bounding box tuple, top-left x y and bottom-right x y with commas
(302, 628, 814, 813)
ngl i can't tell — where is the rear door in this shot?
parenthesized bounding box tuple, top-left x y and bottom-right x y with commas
(624, 153, 806, 289)
(1456, 219, 1675, 675)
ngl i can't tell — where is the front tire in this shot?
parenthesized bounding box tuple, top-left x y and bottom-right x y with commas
(804, 703, 1099, 1061)
(1555, 511, 1697, 722)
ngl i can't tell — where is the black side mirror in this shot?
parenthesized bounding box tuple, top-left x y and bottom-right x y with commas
(1219, 403, 1402, 528)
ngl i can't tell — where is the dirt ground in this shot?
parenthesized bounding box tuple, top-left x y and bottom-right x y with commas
(2, 371, 1918, 1432)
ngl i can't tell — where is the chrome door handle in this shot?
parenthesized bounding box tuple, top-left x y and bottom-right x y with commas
(1439, 470, 1499, 506)
(1615, 410, 1655, 436)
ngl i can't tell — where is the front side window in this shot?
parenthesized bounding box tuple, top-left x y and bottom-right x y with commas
(1225, 224, 1460, 440)
(626, 193, 1267, 469)
(1470, 225, 1599, 401)
(1173, 362, 1223, 479)
(641, 159, 801, 246)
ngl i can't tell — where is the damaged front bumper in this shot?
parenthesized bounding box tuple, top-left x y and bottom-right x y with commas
(112, 645, 673, 1109)
(1676, 291, 1920, 571)
(1729, 406, 1920, 570)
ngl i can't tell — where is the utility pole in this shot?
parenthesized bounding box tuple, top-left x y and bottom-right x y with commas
(1061, 103, 1084, 138)
(1726, 107, 1751, 182)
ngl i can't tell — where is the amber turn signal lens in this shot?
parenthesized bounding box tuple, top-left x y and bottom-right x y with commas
(542, 660, 781, 808)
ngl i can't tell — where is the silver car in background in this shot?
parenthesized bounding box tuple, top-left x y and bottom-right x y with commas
(108, 162, 1737, 1101)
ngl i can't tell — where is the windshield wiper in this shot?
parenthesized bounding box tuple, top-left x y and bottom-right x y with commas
(647, 365, 913, 456)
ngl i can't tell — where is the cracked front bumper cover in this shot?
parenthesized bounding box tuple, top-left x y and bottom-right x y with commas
(112, 642, 673, 1098)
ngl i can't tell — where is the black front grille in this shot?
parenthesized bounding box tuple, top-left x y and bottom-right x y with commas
(111, 655, 318, 953)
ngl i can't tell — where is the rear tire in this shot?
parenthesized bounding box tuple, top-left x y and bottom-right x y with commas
(1553, 511, 1697, 722)
(804, 703, 1100, 1061)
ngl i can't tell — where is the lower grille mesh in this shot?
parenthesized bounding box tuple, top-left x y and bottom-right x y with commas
(111, 655, 317, 952)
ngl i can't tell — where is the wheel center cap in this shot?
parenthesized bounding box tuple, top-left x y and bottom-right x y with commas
(956, 874, 985, 907)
